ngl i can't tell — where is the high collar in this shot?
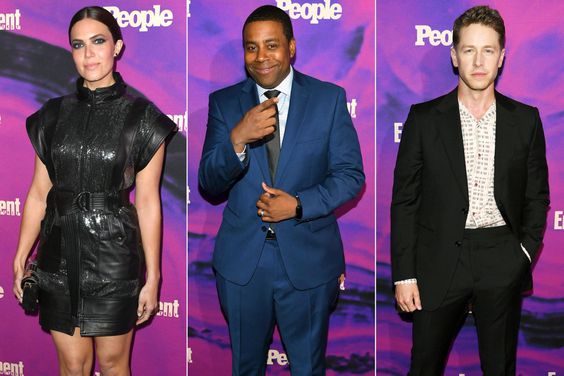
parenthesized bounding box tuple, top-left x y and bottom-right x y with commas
(76, 72, 126, 104)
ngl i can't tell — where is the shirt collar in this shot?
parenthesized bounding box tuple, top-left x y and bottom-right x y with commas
(458, 100, 496, 123)
(256, 66, 294, 99)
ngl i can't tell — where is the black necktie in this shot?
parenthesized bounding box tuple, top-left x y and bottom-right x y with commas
(264, 90, 281, 184)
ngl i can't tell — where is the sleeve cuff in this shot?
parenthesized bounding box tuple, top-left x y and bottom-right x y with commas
(236, 145, 247, 162)
(520, 243, 532, 263)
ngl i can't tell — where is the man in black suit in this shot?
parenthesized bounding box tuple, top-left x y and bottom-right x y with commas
(391, 6, 549, 375)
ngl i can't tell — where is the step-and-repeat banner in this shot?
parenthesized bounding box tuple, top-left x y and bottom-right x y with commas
(0, 1, 186, 375)
(377, 1, 564, 374)
(188, 1, 375, 374)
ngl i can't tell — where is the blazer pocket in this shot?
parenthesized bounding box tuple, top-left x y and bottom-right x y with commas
(417, 222, 435, 231)
(294, 137, 328, 172)
(308, 215, 336, 232)
(417, 223, 435, 245)
(296, 136, 325, 145)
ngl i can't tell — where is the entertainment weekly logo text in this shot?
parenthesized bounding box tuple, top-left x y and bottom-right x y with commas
(0, 9, 21, 31)
(0, 198, 21, 217)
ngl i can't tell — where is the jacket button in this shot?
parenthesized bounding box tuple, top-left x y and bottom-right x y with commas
(461, 208, 468, 214)
(455, 241, 462, 247)
(261, 226, 267, 232)
(116, 235, 124, 242)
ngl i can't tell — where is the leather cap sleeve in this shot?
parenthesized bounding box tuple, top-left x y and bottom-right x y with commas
(134, 102, 177, 172)
(26, 105, 48, 165)
(25, 98, 62, 177)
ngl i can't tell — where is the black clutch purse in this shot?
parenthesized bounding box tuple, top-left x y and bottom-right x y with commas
(21, 262, 39, 314)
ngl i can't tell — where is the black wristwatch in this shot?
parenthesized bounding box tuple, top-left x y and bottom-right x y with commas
(295, 195, 303, 219)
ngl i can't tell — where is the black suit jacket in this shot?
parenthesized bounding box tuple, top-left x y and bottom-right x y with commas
(391, 89, 549, 310)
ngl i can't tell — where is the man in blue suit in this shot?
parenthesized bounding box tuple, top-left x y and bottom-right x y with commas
(199, 5, 364, 375)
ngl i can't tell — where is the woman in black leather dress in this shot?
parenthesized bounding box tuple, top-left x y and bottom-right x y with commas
(12, 6, 176, 376)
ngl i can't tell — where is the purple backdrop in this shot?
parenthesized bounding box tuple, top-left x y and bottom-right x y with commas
(187, 1, 375, 374)
(377, 1, 564, 374)
(0, 1, 186, 375)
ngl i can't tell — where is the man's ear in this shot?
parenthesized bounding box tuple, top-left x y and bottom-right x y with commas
(498, 48, 506, 68)
(289, 38, 296, 59)
(450, 47, 458, 68)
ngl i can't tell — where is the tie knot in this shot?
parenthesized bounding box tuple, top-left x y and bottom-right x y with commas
(264, 90, 281, 99)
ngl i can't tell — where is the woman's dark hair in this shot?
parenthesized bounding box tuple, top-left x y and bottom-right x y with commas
(68, 6, 122, 44)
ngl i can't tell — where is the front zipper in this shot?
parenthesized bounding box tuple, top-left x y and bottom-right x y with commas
(76, 96, 94, 324)
(79, 99, 93, 190)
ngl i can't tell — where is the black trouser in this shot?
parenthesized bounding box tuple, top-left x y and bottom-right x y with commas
(410, 226, 529, 376)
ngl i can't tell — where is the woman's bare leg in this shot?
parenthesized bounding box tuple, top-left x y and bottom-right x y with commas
(51, 328, 93, 376)
(94, 329, 134, 376)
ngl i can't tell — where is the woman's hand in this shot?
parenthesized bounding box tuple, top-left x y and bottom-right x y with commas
(136, 281, 159, 325)
(13, 264, 25, 303)
(13, 155, 52, 305)
(135, 145, 164, 325)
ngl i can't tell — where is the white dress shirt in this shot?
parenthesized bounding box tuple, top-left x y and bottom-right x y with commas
(459, 101, 506, 228)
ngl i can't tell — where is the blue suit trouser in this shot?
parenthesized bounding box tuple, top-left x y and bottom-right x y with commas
(216, 238, 339, 376)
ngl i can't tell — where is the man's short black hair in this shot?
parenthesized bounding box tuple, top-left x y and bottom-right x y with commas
(243, 5, 294, 43)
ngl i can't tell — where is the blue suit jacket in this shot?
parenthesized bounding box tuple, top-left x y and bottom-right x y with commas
(199, 70, 365, 290)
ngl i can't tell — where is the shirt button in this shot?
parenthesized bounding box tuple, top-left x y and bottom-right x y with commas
(261, 226, 267, 232)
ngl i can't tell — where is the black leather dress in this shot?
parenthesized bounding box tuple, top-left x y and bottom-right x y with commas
(26, 72, 176, 336)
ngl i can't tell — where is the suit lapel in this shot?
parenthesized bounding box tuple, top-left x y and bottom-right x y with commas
(436, 89, 469, 202)
(239, 79, 271, 184)
(494, 91, 517, 186)
(275, 71, 309, 185)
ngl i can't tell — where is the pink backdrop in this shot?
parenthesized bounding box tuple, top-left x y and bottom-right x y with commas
(0, 1, 186, 374)
(188, 1, 375, 374)
(377, 1, 564, 373)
